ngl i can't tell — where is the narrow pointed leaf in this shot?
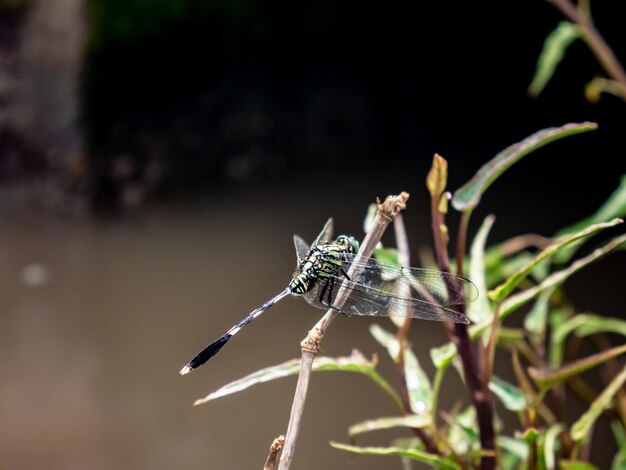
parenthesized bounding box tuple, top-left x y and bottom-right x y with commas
(485, 251, 536, 288)
(555, 175, 626, 263)
(452, 122, 597, 211)
(611, 419, 626, 448)
(193, 350, 390, 405)
(524, 287, 554, 340)
(571, 365, 626, 442)
(610, 420, 626, 470)
(370, 324, 432, 413)
(330, 442, 459, 469)
(544, 424, 564, 470)
(551, 314, 626, 369)
(528, 21, 581, 96)
(574, 314, 626, 338)
(548, 308, 571, 368)
(348, 414, 431, 438)
(497, 233, 626, 322)
(468, 214, 495, 323)
(529, 343, 626, 389)
(489, 376, 526, 411)
(490, 219, 623, 301)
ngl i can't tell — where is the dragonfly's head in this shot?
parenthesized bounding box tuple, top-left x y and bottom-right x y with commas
(335, 235, 359, 254)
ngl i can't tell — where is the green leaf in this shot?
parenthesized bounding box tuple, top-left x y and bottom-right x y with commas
(529, 342, 626, 389)
(555, 175, 626, 263)
(497, 435, 528, 470)
(193, 350, 400, 407)
(553, 313, 626, 347)
(524, 287, 554, 340)
(330, 442, 460, 469)
(489, 376, 526, 411)
(429, 234, 626, 365)
(610, 420, 626, 470)
(571, 365, 626, 442)
(348, 414, 431, 438)
(528, 21, 581, 96)
(468, 214, 496, 324)
(585, 78, 626, 104)
(430, 342, 456, 370)
(370, 324, 432, 413)
(374, 247, 400, 267)
(611, 419, 626, 448)
(544, 424, 564, 470)
(559, 461, 600, 470)
(447, 406, 480, 454)
(485, 248, 536, 288)
(551, 313, 626, 369)
(517, 427, 540, 444)
(490, 219, 623, 301)
(497, 233, 626, 323)
(452, 122, 597, 211)
(611, 452, 626, 470)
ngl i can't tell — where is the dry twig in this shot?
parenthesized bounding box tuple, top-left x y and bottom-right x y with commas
(277, 192, 409, 470)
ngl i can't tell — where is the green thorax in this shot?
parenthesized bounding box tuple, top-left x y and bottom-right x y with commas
(289, 235, 359, 295)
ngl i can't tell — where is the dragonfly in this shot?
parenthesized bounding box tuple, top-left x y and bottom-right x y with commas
(180, 218, 478, 375)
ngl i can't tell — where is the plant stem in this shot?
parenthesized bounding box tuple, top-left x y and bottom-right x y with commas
(455, 209, 472, 277)
(548, 0, 626, 103)
(427, 166, 496, 468)
(390, 214, 439, 452)
(277, 193, 410, 470)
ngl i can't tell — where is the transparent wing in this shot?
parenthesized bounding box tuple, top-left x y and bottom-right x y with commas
(294, 218, 333, 265)
(318, 255, 478, 324)
(293, 235, 310, 265)
(311, 218, 334, 248)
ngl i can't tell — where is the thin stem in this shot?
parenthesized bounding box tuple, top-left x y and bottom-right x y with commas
(278, 193, 410, 470)
(455, 209, 472, 277)
(428, 157, 495, 469)
(548, 0, 626, 103)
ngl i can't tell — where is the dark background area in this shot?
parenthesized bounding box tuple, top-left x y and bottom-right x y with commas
(1, 1, 625, 469)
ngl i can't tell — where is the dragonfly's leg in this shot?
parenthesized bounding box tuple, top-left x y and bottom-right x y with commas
(339, 268, 351, 280)
(318, 281, 329, 306)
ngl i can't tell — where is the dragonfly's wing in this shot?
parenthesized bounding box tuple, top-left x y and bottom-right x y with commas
(303, 283, 328, 311)
(311, 218, 334, 248)
(326, 256, 477, 324)
(293, 235, 310, 265)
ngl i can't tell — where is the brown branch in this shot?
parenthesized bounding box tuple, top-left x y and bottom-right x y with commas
(427, 155, 496, 470)
(277, 192, 410, 470)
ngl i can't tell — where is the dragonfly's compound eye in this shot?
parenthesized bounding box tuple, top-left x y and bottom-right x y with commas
(336, 235, 360, 254)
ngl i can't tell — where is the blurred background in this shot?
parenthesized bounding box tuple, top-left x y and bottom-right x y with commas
(0, 1, 624, 469)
